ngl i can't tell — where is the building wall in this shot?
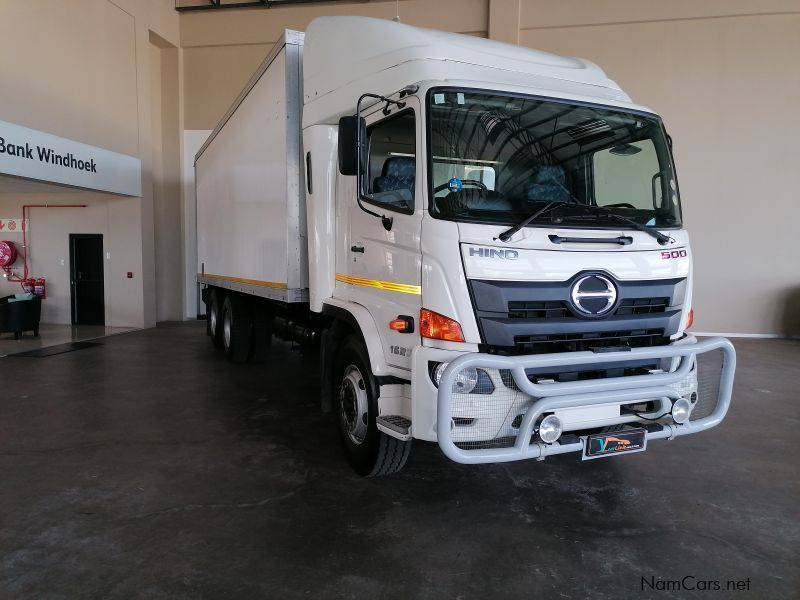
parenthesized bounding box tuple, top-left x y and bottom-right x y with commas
(0, 194, 143, 326)
(0, 0, 181, 327)
(180, 0, 800, 336)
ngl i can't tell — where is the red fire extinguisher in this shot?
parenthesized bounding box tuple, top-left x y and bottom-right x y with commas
(0, 241, 17, 267)
(34, 278, 46, 299)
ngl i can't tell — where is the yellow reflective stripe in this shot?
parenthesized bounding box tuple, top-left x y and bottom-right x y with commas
(200, 273, 288, 289)
(335, 273, 421, 295)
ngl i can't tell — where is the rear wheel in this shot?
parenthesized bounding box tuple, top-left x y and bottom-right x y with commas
(207, 289, 223, 349)
(222, 294, 253, 363)
(335, 335, 411, 477)
(250, 304, 273, 363)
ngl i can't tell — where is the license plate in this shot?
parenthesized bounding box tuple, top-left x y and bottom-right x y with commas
(583, 428, 647, 460)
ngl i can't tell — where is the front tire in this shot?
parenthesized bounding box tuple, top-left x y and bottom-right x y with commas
(335, 335, 411, 477)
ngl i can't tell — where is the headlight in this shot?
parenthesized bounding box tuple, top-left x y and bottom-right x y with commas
(430, 362, 494, 394)
(436, 363, 478, 394)
(538, 414, 563, 444)
(671, 397, 692, 424)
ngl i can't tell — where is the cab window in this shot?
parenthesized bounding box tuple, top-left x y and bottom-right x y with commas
(366, 110, 416, 213)
(593, 140, 662, 210)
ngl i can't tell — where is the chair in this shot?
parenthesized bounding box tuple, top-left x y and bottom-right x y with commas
(0, 295, 42, 339)
(525, 165, 571, 202)
(373, 156, 416, 198)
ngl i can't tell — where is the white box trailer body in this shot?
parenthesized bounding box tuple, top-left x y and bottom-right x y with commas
(195, 17, 735, 477)
(196, 31, 307, 303)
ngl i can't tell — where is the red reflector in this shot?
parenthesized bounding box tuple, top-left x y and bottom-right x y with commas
(419, 308, 465, 343)
(686, 308, 694, 329)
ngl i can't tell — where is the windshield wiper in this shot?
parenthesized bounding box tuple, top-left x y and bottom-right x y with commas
(497, 201, 565, 242)
(568, 205, 674, 245)
(497, 201, 674, 245)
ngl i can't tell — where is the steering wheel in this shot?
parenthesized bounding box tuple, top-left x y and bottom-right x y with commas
(434, 179, 487, 193)
(603, 202, 636, 209)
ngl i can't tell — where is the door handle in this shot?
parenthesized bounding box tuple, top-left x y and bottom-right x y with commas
(350, 245, 365, 253)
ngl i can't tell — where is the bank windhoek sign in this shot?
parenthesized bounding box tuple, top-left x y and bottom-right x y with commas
(0, 119, 141, 197)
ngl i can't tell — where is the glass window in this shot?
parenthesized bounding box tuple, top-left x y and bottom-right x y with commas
(593, 140, 665, 210)
(428, 90, 681, 228)
(366, 110, 416, 212)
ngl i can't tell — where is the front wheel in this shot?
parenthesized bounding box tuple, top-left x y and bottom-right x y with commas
(335, 335, 411, 477)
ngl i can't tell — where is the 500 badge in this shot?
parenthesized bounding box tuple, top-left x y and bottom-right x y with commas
(661, 249, 687, 260)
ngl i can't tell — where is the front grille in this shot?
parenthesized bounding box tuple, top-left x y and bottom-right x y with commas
(508, 301, 569, 319)
(500, 364, 658, 389)
(616, 298, 670, 315)
(512, 329, 666, 355)
(507, 297, 669, 320)
(468, 277, 685, 350)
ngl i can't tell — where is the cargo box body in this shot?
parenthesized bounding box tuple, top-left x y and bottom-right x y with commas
(196, 31, 308, 303)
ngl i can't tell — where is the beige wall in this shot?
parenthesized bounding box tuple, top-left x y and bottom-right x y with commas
(0, 194, 144, 326)
(0, 0, 181, 327)
(150, 32, 185, 321)
(181, 0, 799, 336)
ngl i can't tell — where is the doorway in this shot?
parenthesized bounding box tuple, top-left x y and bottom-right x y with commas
(69, 234, 105, 326)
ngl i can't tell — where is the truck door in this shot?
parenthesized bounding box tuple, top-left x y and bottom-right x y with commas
(337, 100, 422, 371)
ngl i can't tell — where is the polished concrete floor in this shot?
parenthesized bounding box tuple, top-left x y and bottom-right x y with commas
(0, 323, 137, 357)
(0, 322, 797, 599)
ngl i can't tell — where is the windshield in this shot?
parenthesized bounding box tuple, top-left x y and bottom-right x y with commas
(427, 89, 682, 228)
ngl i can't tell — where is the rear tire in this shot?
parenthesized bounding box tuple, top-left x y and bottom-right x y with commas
(335, 335, 411, 477)
(222, 294, 253, 364)
(207, 289, 223, 349)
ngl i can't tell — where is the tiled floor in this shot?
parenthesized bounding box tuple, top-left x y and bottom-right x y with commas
(0, 323, 137, 357)
(0, 322, 797, 597)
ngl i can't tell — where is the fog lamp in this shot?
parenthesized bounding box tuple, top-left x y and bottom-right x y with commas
(671, 397, 692, 424)
(433, 362, 478, 394)
(538, 414, 563, 444)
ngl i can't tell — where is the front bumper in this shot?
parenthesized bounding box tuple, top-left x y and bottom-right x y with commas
(434, 337, 736, 464)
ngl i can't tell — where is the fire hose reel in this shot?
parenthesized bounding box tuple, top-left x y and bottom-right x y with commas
(0, 241, 17, 267)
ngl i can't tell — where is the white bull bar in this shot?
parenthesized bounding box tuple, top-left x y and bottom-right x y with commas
(436, 337, 736, 464)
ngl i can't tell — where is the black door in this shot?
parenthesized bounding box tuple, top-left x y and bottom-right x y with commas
(70, 234, 105, 326)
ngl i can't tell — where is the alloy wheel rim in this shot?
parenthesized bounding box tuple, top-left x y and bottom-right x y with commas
(338, 364, 368, 445)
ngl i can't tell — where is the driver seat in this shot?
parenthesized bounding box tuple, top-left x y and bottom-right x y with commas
(373, 157, 416, 198)
(525, 165, 570, 202)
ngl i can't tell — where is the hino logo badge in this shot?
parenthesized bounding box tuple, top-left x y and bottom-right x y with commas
(570, 274, 617, 316)
(469, 247, 519, 259)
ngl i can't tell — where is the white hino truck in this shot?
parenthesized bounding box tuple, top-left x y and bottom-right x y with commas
(195, 17, 736, 476)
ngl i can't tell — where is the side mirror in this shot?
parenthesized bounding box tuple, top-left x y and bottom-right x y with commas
(338, 116, 365, 176)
